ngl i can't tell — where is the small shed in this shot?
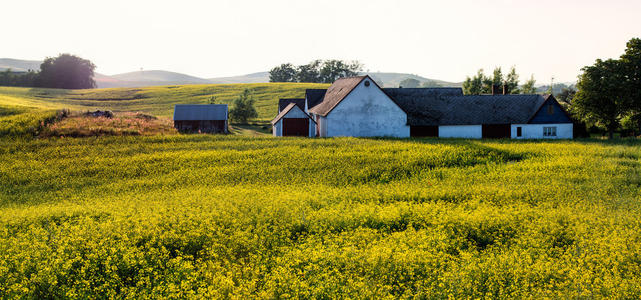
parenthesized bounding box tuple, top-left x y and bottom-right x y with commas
(272, 102, 315, 137)
(173, 104, 228, 133)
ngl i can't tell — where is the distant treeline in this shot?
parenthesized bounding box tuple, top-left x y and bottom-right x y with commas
(269, 60, 363, 83)
(0, 54, 96, 89)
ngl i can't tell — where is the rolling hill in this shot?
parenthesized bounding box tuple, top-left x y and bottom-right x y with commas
(1, 58, 463, 88)
(0, 82, 329, 120)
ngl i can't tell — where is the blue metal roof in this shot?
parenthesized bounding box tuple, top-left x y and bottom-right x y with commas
(173, 104, 228, 121)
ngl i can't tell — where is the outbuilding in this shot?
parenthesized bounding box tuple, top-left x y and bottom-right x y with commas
(271, 102, 316, 137)
(173, 104, 228, 133)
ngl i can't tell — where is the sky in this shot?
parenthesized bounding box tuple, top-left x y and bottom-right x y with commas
(2, 0, 640, 83)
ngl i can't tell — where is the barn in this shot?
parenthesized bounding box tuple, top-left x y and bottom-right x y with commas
(173, 104, 228, 133)
(272, 75, 573, 139)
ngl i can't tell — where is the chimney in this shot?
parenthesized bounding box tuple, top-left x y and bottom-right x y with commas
(503, 83, 509, 95)
(492, 84, 501, 95)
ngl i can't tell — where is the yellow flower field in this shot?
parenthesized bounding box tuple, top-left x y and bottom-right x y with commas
(1, 134, 640, 298)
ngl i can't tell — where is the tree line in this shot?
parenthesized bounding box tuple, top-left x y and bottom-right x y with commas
(269, 60, 363, 83)
(0, 54, 96, 89)
(462, 67, 537, 95)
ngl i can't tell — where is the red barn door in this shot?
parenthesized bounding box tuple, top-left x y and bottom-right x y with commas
(283, 118, 309, 136)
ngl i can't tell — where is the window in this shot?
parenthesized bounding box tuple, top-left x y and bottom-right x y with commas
(364, 80, 370, 87)
(543, 126, 557, 137)
(516, 126, 522, 137)
(547, 104, 554, 115)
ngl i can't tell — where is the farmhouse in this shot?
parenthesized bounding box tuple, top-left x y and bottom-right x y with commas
(173, 104, 228, 133)
(272, 75, 573, 139)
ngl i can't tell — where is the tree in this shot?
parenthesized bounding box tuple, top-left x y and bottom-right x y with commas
(520, 75, 537, 94)
(229, 89, 258, 123)
(318, 60, 363, 83)
(620, 38, 641, 133)
(208, 95, 216, 104)
(421, 80, 442, 88)
(556, 87, 576, 104)
(573, 59, 626, 138)
(295, 60, 321, 83)
(462, 69, 486, 95)
(505, 66, 520, 94)
(399, 78, 420, 88)
(38, 54, 96, 89)
(269, 63, 297, 82)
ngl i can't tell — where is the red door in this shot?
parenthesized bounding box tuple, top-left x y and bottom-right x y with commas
(283, 118, 309, 136)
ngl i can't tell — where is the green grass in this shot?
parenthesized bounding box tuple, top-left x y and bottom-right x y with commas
(1, 136, 641, 298)
(0, 83, 329, 120)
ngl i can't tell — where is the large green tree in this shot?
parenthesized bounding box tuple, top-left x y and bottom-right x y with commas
(268, 63, 297, 82)
(295, 60, 321, 83)
(573, 59, 626, 138)
(38, 54, 96, 89)
(505, 67, 520, 94)
(620, 38, 641, 133)
(229, 89, 258, 123)
(318, 60, 362, 83)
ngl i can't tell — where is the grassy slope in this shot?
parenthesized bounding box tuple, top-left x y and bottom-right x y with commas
(0, 82, 329, 120)
(1, 136, 641, 298)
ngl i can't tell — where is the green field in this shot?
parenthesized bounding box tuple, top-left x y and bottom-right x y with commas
(0, 83, 329, 120)
(1, 134, 640, 298)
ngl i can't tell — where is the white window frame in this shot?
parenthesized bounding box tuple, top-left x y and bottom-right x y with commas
(543, 126, 557, 137)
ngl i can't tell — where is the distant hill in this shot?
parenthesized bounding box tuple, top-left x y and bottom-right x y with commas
(1, 58, 462, 88)
(362, 72, 462, 88)
(208, 72, 270, 84)
(0, 58, 42, 72)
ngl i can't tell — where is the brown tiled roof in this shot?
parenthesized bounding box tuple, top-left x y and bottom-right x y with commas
(271, 102, 315, 125)
(308, 76, 367, 116)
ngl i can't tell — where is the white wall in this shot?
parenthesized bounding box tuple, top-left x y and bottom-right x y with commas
(318, 115, 327, 137)
(439, 125, 482, 138)
(324, 79, 409, 137)
(272, 120, 282, 136)
(511, 123, 573, 139)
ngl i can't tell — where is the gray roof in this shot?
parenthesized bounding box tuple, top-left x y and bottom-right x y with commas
(305, 89, 327, 109)
(173, 104, 228, 121)
(384, 89, 547, 125)
(279, 98, 305, 113)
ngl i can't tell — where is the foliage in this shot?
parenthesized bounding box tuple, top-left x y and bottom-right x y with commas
(0, 69, 40, 87)
(38, 54, 96, 89)
(0, 136, 641, 298)
(399, 78, 420, 88)
(573, 59, 626, 138)
(463, 67, 531, 95)
(521, 75, 537, 94)
(268, 63, 297, 83)
(208, 95, 216, 104)
(0, 82, 329, 120)
(556, 87, 577, 104)
(229, 89, 258, 123)
(269, 60, 363, 83)
(462, 69, 485, 95)
(41, 112, 176, 137)
(420, 80, 442, 88)
(620, 38, 641, 132)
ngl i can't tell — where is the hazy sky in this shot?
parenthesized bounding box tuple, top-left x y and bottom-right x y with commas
(3, 0, 640, 83)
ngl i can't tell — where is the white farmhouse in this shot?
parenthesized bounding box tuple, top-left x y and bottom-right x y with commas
(272, 75, 574, 139)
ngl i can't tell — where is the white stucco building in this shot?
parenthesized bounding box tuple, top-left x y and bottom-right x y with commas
(272, 75, 574, 139)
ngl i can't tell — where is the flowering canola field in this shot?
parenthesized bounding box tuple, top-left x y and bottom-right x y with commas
(1, 135, 640, 298)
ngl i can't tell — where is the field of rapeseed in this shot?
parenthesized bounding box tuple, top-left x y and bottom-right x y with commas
(1, 134, 640, 298)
